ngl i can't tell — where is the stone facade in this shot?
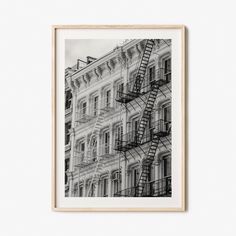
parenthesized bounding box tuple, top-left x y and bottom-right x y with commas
(65, 39, 172, 197)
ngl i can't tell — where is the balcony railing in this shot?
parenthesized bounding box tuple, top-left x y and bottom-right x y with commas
(116, 68, 171, 103)
(114, 119, 171, 151)
(114, 176, 171, 197)
(99, 143, 115, 157)
(151, 119, 171, 138)
(86, 147, 97, 161)
(100, 99, 114, 113)
(76, 102, 115, 125)
(76, 112, 93, 124)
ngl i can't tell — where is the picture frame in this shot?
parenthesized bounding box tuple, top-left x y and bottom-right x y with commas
(52, 25, 186, 212)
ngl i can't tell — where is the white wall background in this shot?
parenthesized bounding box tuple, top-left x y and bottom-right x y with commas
(0, 0, 236, 235)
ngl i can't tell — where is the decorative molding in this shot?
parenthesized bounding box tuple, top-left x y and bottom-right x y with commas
(85, 73, 91, 85)
(82, 75, 88, 87)
(97, 66, 103, 78)
(74, 78, 80, 89)
(66, 76, 76, 91)
(106, 61, 112, 74)
(109, 59, 115, 70)
(93, 68, 100, 80)
(126, 48, 132, 61)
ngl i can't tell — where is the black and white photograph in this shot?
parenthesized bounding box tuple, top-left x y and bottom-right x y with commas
(65, 39, 172, 198)
(3, 0, 236, 234)
(53, 25, 185, 211)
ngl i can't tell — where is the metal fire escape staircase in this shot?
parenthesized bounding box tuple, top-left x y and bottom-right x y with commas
(114, 39, 171, 197)
(132, 39, 155, 95)
(86, 109, 112, 197)
(136, 82, 159, 143)
(136, 132, 161, 197)
(73, 111, 105, 196)
(116, 39, 155, 104)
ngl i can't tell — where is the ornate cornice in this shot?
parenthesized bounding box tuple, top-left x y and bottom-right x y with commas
(66, 76, 76, 92)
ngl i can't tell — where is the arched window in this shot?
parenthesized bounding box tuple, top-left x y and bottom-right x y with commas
(161, 55, 171, 82)
(111, 170, 121, 196)
(114, 123, 123, 149)
(161, 101, 171, 132)
(128, 164, 140, 188)
(65, 122, 71, 145)
(88, 135, 97, 159)
(157, 100, 171, 133)
(74, 138, 85, 164)
(65, 90, 72, 109)
(99, 175, 108, 197)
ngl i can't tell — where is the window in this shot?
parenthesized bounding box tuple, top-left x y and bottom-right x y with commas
(93, 96, 98, 116)
(163, 58, 171, 82)
(112, 171, 121, 196)
(81, 101, 87, 114)
(162, 103, 171, 132)
(130, 166, 140, 188)
(131, 117, 139, 142)
(163, 155, 171, 177)
(133, 119, 139, 133)
(65, 90, 72, 109)
(106, 90, 111, 107)
(149, 66, 155, 82)
(103, 131, 110, 154)
(90, 136, 97, 159)
(101, 178, 108, 197)
(79, 185, 83, 197)
(115, 124, 123, 139)
(118, 83, 124, 93)
(65, 159, 70, 184)
(115, 124, 123, 150)
(65, 122, 71, 145)
(116, 82, 124, 107)
(79, 141, 85, 161)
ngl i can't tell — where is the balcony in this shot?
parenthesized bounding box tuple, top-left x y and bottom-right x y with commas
(114, 176, 171, 197)
(151, 119, 171, 138)
(73, 151, 85, 167)
(100, 100, 114, 113)
(99, 143, 115, 158)
(75, 112, 94, 124)
(114, 119, 171, 152)
(86, 147, 97, 162)
(115, 68, 171, 104)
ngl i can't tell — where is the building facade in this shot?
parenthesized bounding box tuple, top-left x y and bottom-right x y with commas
(65, 39, 172, 197)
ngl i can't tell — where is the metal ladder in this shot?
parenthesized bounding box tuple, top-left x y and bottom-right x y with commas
(136, 134, 160, 196)
(136, 82, 159, 143)
(86, 112, 104, 161)
(86, 111, 105, 196)
(132, 39, 155, 94)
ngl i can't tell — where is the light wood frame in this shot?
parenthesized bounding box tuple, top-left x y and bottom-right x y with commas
(52, 25, 186, 212)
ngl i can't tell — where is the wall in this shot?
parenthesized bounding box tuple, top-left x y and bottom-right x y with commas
(0, 0, 236, 235)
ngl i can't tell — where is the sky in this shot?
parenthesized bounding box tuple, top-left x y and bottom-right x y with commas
(65, 39, 125, 68)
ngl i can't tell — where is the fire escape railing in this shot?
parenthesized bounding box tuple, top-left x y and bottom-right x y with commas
(114, 176, 171, 197)
(114, 119, 171, 152)
(116, 68, 171, 104)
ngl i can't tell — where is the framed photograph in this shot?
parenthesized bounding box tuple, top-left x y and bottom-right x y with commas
(52, 25, 186, 211)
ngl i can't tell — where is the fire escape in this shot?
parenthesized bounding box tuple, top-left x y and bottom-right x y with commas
(114, 39, 172, 197)
(73, 98, 115, 197)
